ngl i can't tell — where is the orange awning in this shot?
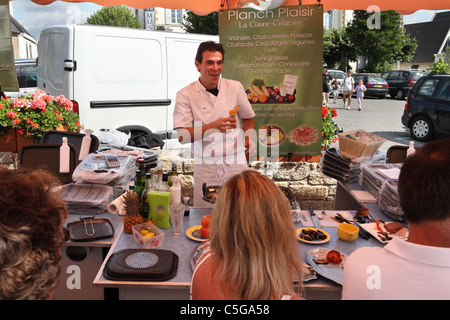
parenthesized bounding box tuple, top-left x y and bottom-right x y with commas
(28, 0, 450, 16)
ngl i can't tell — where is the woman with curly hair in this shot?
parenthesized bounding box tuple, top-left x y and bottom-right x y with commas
(0, 168, 67, 300)
(191, 170, 304, 300)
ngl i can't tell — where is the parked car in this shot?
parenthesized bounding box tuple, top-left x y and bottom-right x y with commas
(381, 70, 427, 100)
(401, 74, 450, 141)
(351, 74, 389, 98)
(328, 69, 346, 96)
(4, 58, 38, 99)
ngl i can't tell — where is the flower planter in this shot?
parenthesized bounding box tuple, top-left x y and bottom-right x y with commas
(0, 128, 35, 153)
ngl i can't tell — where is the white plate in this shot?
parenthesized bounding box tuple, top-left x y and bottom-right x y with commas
(359, 222, 408, 243)
(305, 248, 348, 285)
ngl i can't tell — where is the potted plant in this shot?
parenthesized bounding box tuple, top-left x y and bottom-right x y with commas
(0, 90, 82, 151)
(322, 105, 338, 149)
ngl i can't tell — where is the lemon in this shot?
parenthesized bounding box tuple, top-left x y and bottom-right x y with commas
(144, 232, 155, 238)
(140, 229, 150, 236)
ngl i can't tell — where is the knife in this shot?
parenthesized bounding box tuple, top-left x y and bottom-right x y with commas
(309, 206, 321, 228)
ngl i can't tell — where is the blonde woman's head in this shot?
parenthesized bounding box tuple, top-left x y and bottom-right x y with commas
(210, 170, 303, 299)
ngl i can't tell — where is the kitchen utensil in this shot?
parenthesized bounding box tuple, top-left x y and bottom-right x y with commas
(66, 217, 114, 241)
(309, 206, 321, 228)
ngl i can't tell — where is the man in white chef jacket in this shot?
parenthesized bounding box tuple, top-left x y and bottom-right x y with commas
(173, 41, 255, 208)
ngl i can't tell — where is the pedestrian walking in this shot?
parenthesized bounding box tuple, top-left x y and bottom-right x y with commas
(331, 76, 339, 104)
(322, 69, 332, 106)
(355, 79, 367, 111)
(342, 71, 355, 110)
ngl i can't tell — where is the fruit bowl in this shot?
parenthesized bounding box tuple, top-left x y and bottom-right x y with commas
(132, 223, 164, 249)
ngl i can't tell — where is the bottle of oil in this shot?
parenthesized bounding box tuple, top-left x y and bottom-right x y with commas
(141, 172, 152, 219)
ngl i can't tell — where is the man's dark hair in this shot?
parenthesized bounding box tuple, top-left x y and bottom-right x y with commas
(195, 41, 225, 63)
(398, 137, 450, 223)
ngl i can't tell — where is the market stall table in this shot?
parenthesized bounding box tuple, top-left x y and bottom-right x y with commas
(93, 200, 392, 300)
(52, 212, 123, 300)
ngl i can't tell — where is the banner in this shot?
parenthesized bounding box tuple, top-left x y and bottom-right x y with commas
(0, 0, 19, 92)
(219, 5, 323, 159)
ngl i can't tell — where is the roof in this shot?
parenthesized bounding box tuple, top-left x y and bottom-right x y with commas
(433, 11, 450, 22)
(10, 15, 34, 40)
(405, 18, 450, 62)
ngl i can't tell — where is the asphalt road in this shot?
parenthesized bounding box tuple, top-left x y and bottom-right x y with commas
(329, 94, 424, 153)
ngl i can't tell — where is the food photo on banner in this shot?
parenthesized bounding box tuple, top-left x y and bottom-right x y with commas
(219, 4, 323, 160)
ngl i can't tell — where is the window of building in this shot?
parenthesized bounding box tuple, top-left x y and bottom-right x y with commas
(171, 9, 182, 24)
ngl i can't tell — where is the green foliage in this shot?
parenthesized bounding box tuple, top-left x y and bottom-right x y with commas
(428, 58, 450, 74)
(86, 6, 141, 28)
(345, 10, 417, 73)
(323, 28, 356, 71)
(322, 106, 338, 148)
(183, 11, 218, 35)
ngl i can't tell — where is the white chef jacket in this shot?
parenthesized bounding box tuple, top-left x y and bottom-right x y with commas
(174, 78, 255, 207)
(342, 237, 450, 300)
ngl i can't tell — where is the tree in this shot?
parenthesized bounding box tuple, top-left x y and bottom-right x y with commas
(323, 28, 356, 71)
(86, 6, 141, 29)
(346, 10, 417, 73)
(183, 11, 218, 35)
(428, 58, 450, 74)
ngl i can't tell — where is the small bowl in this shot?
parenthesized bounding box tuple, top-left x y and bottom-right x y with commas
(337, 223, 359, 242)
(132, 223, 164, 249)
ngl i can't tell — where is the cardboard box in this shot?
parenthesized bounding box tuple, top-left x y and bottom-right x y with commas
(338, 129, 385, 159)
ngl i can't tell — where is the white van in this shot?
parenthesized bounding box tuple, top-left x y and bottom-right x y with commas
(37, 24, 218, 146)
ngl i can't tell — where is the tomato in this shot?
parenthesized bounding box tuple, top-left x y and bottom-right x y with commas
(200, 215, 211, 238)
(201, 215, 211, 229)
(200, 227, 210, 239)
(326, 250, 342, 263)
(288, 94, 294, 101)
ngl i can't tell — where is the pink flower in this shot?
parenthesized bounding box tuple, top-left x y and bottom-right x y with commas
(30, 89, 46, 99)
(58, 98, 73, 110)
(31, 98, 46, 110)
(6, 111, 16, 119)
(12, 98, 26, 108)
(42, 94, 53, 104)
(12, 118, 21, 125)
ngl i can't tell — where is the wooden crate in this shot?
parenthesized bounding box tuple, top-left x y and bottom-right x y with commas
(338, 129, 385, 159)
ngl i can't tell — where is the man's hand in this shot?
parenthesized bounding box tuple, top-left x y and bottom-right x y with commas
(211, 117, 237, 132)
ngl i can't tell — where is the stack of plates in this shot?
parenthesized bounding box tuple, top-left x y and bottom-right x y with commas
(72, 153, 137, 199)
(321, 148, 362, 182)
(359, 163, 404, 221)
(378, 179, 405, 221)
(359, 163, 402, 200)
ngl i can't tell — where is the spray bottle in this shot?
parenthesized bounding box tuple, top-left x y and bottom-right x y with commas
(59, 137, 70, 173)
